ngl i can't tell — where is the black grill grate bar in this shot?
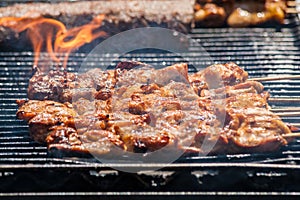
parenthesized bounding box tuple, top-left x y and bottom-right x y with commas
(192, 41, 297, 46)
(190, 47, 300, 52)
(0, 53, 300, 61)
(1, 51, 300, 59)
(0, 136, 30, 140)
(0, 126, 30, 130)
(0, 114, 22, 118)
(0, 144, 47, 149)
(1, 62, 300, 73)
(0, 152, 47, 156)
(191, 27, 299, 34)
(1, 53, 300, 60)
(0, 141, 38, 145)
(0, 14, 299, 169)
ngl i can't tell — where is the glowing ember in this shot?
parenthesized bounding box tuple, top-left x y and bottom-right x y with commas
(0, 15, 107, 69)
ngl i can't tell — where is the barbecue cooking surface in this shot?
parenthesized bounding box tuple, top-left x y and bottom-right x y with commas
(1, 7, 300, 195)
(1, 16, 300, 164)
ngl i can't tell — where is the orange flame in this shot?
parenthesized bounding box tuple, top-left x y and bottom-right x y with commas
(0, 14, 107, 69)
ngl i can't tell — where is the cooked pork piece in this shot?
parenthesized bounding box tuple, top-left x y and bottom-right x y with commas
(109, 68, 202, 152)
(227, 0, 287, 27)
(28, 62, 190, 103)
(28, 68, 116, 103)
(194, 0, 234, 25)
(17, 99, 124, 154)
(189, 62, 248, 95)
(17, 61, 293, 156)
(224, 91, 289, 153)
(28, 70, 77, 102)
(194, 90, 290, 154)
(199, 81, 265, 99)
(224, 107, 289, 153)
(226, 92, 270, 109)
(46, 126, 124, 156)
(16, 100, 77, 143)
(194, 0, 287, 27)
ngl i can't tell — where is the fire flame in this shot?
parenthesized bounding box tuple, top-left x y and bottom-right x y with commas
(0, 15, 107, 69)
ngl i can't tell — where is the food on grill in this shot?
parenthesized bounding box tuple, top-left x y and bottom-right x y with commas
(17, 61, 293, 156)
(27, 67, 116, 103)
(16, 100, 78, 143)
(0, 0, 288, 47)
(0, 0, 195, 46)
(194, 0, 287, 27)
(194, 0, 232, 27)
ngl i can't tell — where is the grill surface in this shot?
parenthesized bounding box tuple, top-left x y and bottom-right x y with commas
(0, 10, 300, 195)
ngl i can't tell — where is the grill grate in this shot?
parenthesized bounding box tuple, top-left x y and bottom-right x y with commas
(0, 13, 300, 193)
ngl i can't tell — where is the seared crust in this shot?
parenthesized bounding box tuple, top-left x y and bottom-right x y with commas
(17, 61, 292, 156)
(17, 100, 77, 142)
(194, 0, 287, 27)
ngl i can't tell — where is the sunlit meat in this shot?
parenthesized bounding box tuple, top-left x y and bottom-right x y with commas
(194, 0, 286, 27)
(17, 62, 292, 156)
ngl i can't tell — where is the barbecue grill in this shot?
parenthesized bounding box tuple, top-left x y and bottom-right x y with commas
(0, 0, 300, 199)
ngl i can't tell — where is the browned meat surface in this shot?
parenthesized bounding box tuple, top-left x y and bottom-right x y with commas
(28, 68, 115, 103)
(16, 100, 77, 143)
(199, 81, 265, 99)
(225, 108, 289, 153)
(194, 3, 227, 27)
(194, 0, 286, 27)
(227, 0, 286, 27)
(189, 62, 248, 95)
(28, 70, 77, 102)
(109, 65, 202, 152)
(17, 61, 293, 156)
(194, 91, 289, 154)
(224, 92, 289, 153)
(46, 126, 124, 156)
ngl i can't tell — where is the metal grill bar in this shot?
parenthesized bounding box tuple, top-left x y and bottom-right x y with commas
(0, 10, 299, 195)
(0, 20, 300, 166)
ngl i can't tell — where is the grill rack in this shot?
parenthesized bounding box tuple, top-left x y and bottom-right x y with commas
(0, 9, 300, 197)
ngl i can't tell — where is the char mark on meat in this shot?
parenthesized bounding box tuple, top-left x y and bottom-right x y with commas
(18, 61, 293, 156)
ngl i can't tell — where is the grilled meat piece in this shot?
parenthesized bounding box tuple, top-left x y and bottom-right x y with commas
(46, 126, 124, 156)
(224, 92, 289, 153)
(16, 100, 77, 142)
(225, 107, 289, 153)
(28, 70, 77, 102)
(194, 3, 228, 27)
(108, 111, 172, 153)
(227, 0, 286, 27)
(28, 62, 190, 103)
(110, 63, 201, 152)
(226, 92, 270, 109)
(189, 62, 290, 154)
(194, 0, 286, 27)
(28, 68, 115, 103)
(18, 61, 293, 156)
(17, 100, 124, 155)
(200, 81, 265, 98)
(189, 62, 248, 95)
